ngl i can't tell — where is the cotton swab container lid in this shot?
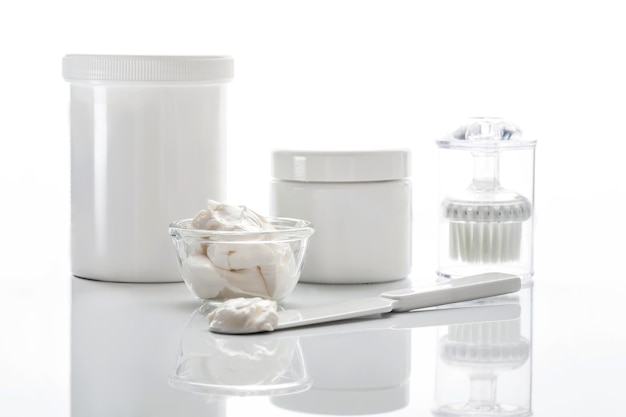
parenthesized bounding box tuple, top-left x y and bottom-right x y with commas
(436, 118, 536, 281)
(437, 118, 535, 150)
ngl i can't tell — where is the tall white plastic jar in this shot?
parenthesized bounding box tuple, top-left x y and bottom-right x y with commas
(63, 55, 233, 282)
(271, 150, 412, 284)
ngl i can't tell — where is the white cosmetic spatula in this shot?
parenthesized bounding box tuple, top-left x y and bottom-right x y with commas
(209, 272, 522, 334)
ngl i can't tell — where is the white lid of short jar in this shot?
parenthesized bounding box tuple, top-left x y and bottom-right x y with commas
(272, 149, 411, 182)
(62, 55, 234, 84)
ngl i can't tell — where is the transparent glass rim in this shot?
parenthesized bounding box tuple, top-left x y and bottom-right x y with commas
(168, 375, 313, 397)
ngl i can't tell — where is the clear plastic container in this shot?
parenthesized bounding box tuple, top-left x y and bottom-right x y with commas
(436, 118, 536, 280)
(270, 150, 412, 284)
(63, 55, 233, 282)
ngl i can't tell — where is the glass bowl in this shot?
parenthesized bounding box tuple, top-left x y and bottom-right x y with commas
(169, 217, 314, 302)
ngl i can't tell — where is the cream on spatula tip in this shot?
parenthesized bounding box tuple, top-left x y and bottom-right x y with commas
(207, 272, 521, 335)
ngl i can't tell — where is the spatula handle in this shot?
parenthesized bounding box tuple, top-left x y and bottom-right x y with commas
(380, 272, 522, 312)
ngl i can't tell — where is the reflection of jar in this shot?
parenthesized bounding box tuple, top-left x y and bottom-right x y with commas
(71, 277, 223, 416)
(63, 55, 233, 282)
(271, 150, 412, 283)
(271, 327, 411, 414)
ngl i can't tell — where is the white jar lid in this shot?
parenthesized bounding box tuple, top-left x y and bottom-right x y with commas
(62, 55, 233, 83)
(272, 149, 411, 182)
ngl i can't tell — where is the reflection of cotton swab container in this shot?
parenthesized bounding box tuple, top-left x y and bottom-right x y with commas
(433, 284, 533, 417)
(437, 118, 536, 280)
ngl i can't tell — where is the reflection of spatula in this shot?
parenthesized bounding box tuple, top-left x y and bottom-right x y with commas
(211, 272, 521, 334)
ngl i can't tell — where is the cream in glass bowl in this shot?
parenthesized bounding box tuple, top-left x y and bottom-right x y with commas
(169, 200, 314, 303)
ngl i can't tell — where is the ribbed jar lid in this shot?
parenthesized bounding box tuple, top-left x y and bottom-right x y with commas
(272, 149, 411, 182)
(62, 55, 233, 83)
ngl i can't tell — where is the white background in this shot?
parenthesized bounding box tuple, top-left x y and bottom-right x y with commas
(1, 1, 625, 416)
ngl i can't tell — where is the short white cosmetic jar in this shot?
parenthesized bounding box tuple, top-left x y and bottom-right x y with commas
(270, 150, 412, 284)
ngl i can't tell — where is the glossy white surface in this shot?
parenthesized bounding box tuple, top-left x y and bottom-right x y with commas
(3, 265, 625, 416)
(3, 2, 626, 416)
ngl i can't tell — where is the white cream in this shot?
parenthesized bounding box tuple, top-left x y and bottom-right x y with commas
(184, 200, 297, 300)
(192, 200, 274, 232)
(207, 297, 279, 334)
(207, 242, 279, 270)
(181, 254, 223, 299)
